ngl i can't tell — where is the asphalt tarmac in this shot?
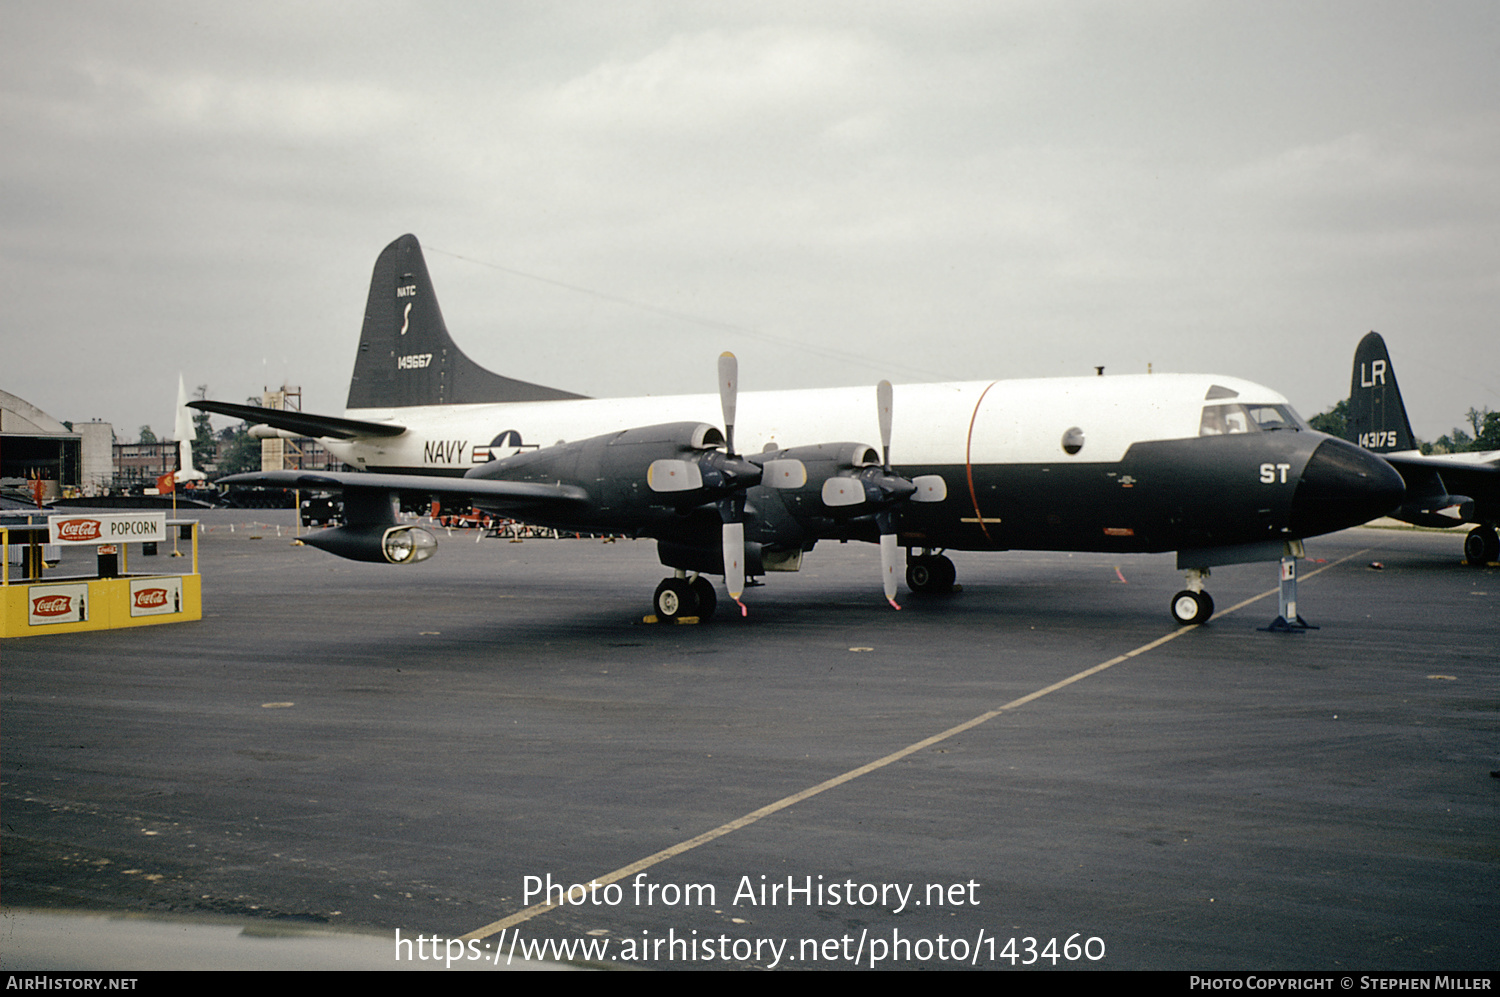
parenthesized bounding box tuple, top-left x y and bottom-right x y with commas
(3, 512, 1496, 971)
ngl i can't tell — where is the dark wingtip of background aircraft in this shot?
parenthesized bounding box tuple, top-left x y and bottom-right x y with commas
(1345, 331, 1499, 565)
(193, 234, 1408, 624)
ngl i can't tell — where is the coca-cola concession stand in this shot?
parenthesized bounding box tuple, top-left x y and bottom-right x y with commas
(1, 512, 201, 637)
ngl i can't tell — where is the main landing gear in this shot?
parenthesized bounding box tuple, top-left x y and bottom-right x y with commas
(1464, 525, 1499, 566)
(905, 550, 957, 594)
(1170, 568, 1215, 625)
(651, 572, 718, 622)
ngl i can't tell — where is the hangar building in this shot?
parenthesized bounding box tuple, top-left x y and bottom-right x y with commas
(1, 389, 114, 503)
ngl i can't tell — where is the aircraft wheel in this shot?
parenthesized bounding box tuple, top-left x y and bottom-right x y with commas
(653, 578, 697, 620)
(690, 576, 717, 622)
(1464, 527, 1499, 566)
(933, 555, 957, 591)
(1170, 590, 1214, 625)
(906, 555, 956, 594)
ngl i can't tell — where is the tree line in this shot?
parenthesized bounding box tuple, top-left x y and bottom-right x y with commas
(1308, 402, 1499, 454)
(135, 387, 264, 476)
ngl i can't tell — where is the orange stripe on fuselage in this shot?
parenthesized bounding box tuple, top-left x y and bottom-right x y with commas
(964, 381, 998, 547)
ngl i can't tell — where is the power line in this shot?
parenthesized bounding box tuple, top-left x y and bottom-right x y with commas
(426, 246, 964, 384)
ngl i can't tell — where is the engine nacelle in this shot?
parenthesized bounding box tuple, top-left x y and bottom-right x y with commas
(746, 441, 948, 548)
(302, 524, 438, 564)
(464, 422, 740, 531)
(754, 442, 881, 519)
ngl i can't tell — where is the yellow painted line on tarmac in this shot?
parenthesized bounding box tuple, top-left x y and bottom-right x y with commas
(461, 549, 1368, 941)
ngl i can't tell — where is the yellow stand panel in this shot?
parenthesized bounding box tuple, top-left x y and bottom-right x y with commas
(2, 523, 202, 639)
(1, 574, 202, 638)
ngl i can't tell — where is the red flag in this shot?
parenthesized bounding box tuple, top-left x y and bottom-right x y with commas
(156, 472, 175, 495)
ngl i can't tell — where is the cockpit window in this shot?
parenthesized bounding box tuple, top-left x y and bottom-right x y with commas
(1199, 403, 1306, 436)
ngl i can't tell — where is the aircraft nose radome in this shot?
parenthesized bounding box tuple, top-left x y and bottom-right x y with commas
(1288, 437, 1406, 538)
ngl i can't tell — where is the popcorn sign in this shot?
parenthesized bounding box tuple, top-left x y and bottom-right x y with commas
(49, 513, 166, 546)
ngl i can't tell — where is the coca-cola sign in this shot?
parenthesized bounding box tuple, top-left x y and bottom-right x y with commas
(54, 519, 103, 542)
(32, 595, 73, 616)
(134, 587, 168, 609)
(129, 577, 181, 617)
(27, 583, 88, 625)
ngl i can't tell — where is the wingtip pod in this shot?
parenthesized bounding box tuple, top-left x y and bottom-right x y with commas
(1348, 331, 1417, 453)
(303, 523, 438, 565)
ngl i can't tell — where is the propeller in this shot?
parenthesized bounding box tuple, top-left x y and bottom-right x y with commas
(816, 380, 949, 609)
(876, 381, 901, 609)
(719, 351, 738, 458)
(718, 352, 748, 615)
(876, 380, 949, 608)
(646, 352, 806, 617)
(715, 353, 818, 614)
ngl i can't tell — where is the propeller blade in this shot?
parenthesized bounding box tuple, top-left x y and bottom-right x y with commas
(911, 474, 947, 502)
(762, 458, 807, 489)
(719, 352, 738, 457)
(877, 380, 894, 469)
(647, 459, 704, 492)
(880, 532, 901, 609)
(722, 520, 747, 615)
(822, 477, 866, 507)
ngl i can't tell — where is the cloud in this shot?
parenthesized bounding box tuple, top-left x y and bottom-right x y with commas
(535, 27, 883, 135)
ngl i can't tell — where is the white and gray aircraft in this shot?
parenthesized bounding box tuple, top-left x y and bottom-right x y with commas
(196, 234, 1404, 624)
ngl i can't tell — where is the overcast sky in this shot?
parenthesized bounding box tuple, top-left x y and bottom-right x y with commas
(4, 1, 1497, 443)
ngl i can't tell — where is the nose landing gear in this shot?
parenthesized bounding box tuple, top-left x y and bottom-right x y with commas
(1170, 567, 1214, 625)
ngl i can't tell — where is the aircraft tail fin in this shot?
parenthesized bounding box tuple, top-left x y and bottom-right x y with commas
(1347, 331, 1417, 453)
(346, 234, 586, 410)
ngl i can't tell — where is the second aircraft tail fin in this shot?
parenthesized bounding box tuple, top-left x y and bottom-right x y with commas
(1347, 331, 1417, 453)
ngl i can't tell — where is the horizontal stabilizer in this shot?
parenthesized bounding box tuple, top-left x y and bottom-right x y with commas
(188, 400, 406, 440)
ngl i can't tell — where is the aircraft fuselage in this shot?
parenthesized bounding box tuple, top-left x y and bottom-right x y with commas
(328, 372, 1398, 557)
(204, 234, 1409, 621)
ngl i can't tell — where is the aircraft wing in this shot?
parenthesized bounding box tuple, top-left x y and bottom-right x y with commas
(188, 400, 406, 440)
(219, 469, 589, 511)
(1380, 451, 1500, 501)
(1381, 450, 1500, 471)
